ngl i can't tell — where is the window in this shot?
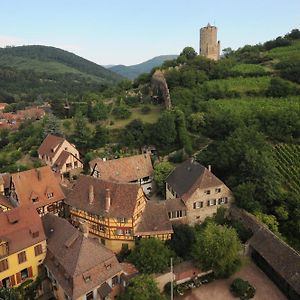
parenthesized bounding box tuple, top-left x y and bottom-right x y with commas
(122, 243, 129, 251)
(0, 259, 8, 272)
(86, 291, 93, 300)
(124, 229, 132, 236)
(74, 161, 78, 168)
(1, 277, 11, 288)
(215, 188, 221, 193)
(204, 190, 211, 195)
(18, 251, 27, 264)
(207, 199, 216, 206)
(66, 163, 72, 169)
(47, 192, 54, 199)
(32, 197, 39, 203)
(21, 268, 29, 280)
(116, 229, 123, 235)
(118, 217, 127, 223)
(218, 197, 228, 204)
(193, 201, 203, 209)
(34, 244, 43, 256)
(112, 275, 119, 286)
(105, 264, 111, 270)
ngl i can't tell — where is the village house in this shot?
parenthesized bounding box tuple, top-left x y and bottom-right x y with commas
(9, 166, 65, 216)
(165, 159, 233, 225)
(42, 214, 123, 300)
(89, 154, 153, 195)
(38, 134, 83, 178)
(65, 175, 173, 253)
(0, 206, 47, 289)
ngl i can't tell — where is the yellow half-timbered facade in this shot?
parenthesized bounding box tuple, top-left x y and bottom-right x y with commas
(66, 175, 173, 253)
(0, 207, 46, 288)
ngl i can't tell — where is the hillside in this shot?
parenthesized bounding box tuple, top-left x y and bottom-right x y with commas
(109, 55, 178, 79)
(0, 45, 123, 103)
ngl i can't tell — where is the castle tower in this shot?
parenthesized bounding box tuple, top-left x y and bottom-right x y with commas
(199, 23, 220, 60)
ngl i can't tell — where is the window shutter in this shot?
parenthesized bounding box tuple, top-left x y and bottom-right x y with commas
(10, 275, 16, 287)
(28, 266, 33, 278)
(16, 272, 22, 284)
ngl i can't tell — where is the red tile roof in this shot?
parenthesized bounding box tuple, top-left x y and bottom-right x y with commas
(0, 194, 13, 209)
(0, 206, 46, 255)
(90, 154, 153, 183)
(66, 175, 142, 218)
(38, 134, 65, 158)
(11, 166, 65, 209)
(42, 214, 122, 299)
(134, 200, 173, 236)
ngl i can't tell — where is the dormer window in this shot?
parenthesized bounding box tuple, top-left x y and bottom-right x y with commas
(32, 197, 39, 203)
(47, 192, 54, 199)
(105, 263, 111, 270)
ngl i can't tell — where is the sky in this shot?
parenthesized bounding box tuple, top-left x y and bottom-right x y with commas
(0, 0, 299, 66)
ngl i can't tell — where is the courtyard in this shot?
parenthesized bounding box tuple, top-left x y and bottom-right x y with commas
(175, 261, 287, 300)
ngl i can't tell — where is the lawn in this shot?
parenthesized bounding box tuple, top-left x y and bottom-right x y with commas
(107, 104, 163, 129)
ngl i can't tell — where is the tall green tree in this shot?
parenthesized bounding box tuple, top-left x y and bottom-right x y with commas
(153, 162, 175, 196)
(192, 222, 242, 277)
(72, 112, 91, 149)
(128, 238, 174, 274)
(118, 275, 167, 300)
(43, 114, 62, 137)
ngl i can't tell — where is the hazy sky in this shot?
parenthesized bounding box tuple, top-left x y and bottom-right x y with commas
(0, 0, 299, 65)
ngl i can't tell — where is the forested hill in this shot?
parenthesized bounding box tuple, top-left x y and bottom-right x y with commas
(109, 55, 178, 79)
(0, 45, 123, 103)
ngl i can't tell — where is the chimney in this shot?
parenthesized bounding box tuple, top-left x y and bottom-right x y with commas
(105, 188, 111, 212)
(208, 165, 211, 172)
(88, 185, 94, 205)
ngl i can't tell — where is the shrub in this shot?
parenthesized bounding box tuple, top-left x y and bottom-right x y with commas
(140, 105, 151, 114)
(230, 278, 256, 299)
(112, 106, 131, 119)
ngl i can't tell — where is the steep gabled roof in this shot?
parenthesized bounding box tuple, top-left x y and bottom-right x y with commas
(90, 154, 153, 183)
(65, 175, 142, 218)
(134, 200, 173, 236)
(38, 134, 65, 158)
(11, 166, 65, 208)
(0, 206, 46, 255)
(42, 214, 122, 299)
(166, 159, 224, 202)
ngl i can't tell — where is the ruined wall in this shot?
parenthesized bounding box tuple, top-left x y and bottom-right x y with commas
(151, 70, 171, 110)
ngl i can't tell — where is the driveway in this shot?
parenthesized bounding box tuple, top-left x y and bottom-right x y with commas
(175, 261, 286, 300)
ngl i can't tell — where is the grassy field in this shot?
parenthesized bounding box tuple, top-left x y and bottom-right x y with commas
(266, 40, 300, 61)
(204, 76, 271, 94)
(107, 104, 163, 129)
(202, 96, 300, 113)
(230, 63, 268, 75)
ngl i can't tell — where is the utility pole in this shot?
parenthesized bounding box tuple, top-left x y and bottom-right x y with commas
(171, 257, 173, 300)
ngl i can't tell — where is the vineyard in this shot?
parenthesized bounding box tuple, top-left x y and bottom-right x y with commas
(273, 144, 300, 195)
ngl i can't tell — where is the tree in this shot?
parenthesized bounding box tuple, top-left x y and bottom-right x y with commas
(43, 114, 62, 137)
(118, 274, 167, 300)
(120, 119, 146, 148)
(72, 112, 91, 149)
(153, 111, 177, 149)
(128, 238, 174, 274)
(230, 278, 256, 299)
(192, 222, 242, 277)
(179, 47, 197, 61)
(91, 124, 109, 148)
(153, 162, 175, 196)
(188, 112, 205, 133)
(168, 224, 196, 259)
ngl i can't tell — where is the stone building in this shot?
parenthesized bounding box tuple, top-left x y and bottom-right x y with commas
(165, 159, 233, 225)
(199, 23, 220, 60)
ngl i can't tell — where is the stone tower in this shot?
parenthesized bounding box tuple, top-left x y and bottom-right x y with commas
(199, 23, 220, 60)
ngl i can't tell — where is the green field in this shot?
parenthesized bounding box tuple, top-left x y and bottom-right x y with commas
(204, 76, 271, 94)
(266, 40, 300, 61)
(107, 104, 163, 129)
(273, 144, 300, 195)
(230, 63, 268, 75)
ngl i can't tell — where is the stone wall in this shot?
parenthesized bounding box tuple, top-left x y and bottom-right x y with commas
(151, 70, 171, 110)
